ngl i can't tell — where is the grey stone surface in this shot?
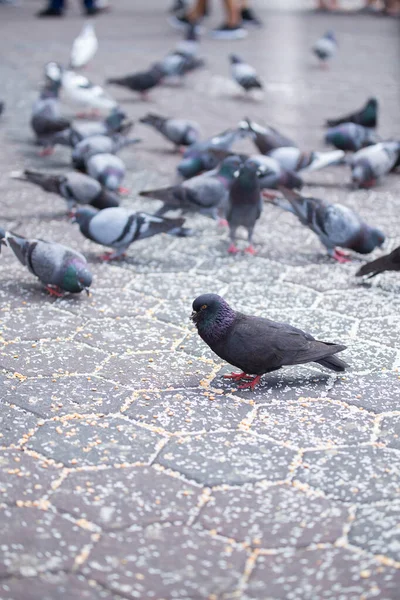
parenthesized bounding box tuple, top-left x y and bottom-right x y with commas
(0, 403, 38, 447)
(349, 504, 400, 562)
(379, 415, 400, 450)
(0, 574, 122, 600)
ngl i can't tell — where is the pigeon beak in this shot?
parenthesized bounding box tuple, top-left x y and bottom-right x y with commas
(84, 287, 91, 297)
(190, 310, 198, 323)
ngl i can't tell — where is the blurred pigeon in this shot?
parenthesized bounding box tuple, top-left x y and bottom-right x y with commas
(11, 169, 120, 211)
(326, 98, 378, 129)
(31, 78, 70, 155)
(106, 64, 165, 99)
(325, 123, 380, 152)
(312, 30, 338, 66)
(249, 155, 303, 190)
(140, 156, 242, 220)
(72, 134, 141, 170)
(229, 54, 262, 92)
(227, 159, 263, 254)
(139, 113, 201, 149)
(356, 246, 400, 278)
(73, 206, 185, 260)
(175, 22, 199, 57)
(350, 141, 400, 188)
(268, 147, 345, 173)
(191, 293, 348, 390)
(0, 227, 92, 296)
(160, 26, 205, 79)
(268, 186, 385, 262)
(70, 22, 98, 69)
(85, 153, 126, 192)
(238, 118, 296, 155)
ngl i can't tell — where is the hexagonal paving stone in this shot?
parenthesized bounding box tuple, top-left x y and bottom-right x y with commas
(27, 416, 165, 467)
(283, 263, 354, 293)
(296, 447, 400, 503)
(0, 306, 83, 342)
(322, 290, 400, 320)
(379, 415, 400, 450)
(58, 288, 160, 319)
(0, 574, 123, 600)
(157, 432, 296, 486)
(341, 339, 397, 373)
(1, 375, 132, 417)
(0, 403, 38, 447)
(199, 482, 348, 547)
(243, 547, 400, 599)
(52, 466, 200, 530)
(83, 525, 247, 599)
(359, 315, 400, 348)
(252, 398, 374, 448)
(0, 449, 62, 503)
(0, 506, 92, 577)
(349, 504, 400, 562)
(327, 372, 400, 413)
(124, 388, 252, 433)
(227, 282, 319, 313)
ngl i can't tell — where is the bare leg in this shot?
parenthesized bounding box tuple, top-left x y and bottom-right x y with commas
(187, 0, 208, 20)
(222, 0, 241, 26)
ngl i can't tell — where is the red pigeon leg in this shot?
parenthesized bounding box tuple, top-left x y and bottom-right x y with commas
(244, 245, 256, 255)
(224, 372, 253, 381)
(228, 243, 239, 254)
(45, 285, 64, 298)
(238, 375, 262, 390)
(332, 248, 351, 263)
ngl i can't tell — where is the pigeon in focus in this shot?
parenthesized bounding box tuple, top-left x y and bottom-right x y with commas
(229, 54, 263, 92)
(0, 227, 92, 297)
(139, 113, 201, 149)
(326, 98, 378, 129)
(325, 123, 380, 152)
(11, 169, 120, 212)
(238, 118, 297, 155)
(356, 245, 400, 278)
(71, 134, 141, 170)
(350, 141, 400, 188)
(31, 78, 71, 155)
(268, 186, 385, 262)
(191, 293, 349, 390)
(73, 206, 185, 260)
(312, 30, 338, 67)
(84, 153, 126, 192)
(70, 22, 98, 69)
(268, 147, 345, 174)
(140, 155, 242, 220)
(106, 64, 165, 99)
(249, 154, 303, 190)
(226, 158, 263, 255)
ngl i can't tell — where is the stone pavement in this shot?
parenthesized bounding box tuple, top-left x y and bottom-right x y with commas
(1, 1, 400, 598)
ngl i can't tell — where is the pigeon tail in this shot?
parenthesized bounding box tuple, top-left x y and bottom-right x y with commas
(139, 113, 167, 130)
(138, 215, 186, 240)
(22, 169, 64, 194)
(356, 254, 391, 278)
(315, 353, 349, 372)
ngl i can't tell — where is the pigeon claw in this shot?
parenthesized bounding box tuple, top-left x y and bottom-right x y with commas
(218, 218, 228, 227)
(238, 375, 262, 390)
(244, 245, 256, 255)
(224, 372, 253, 381)
(118, 186, 129, 195)
(45, 285, 64, 298)
(332, 248, 351, 263)
(99, 251, 126, 262)
(228, 243, 239, 254)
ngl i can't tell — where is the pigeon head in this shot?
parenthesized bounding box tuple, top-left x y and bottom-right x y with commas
(186, 127, 200, 146)
(178, 152, 217, 178)
(218, 156, 242, 180)
(239, 159, 263, 184)
(73, 206, 98, 234)
(44, 61, 63, 84)
(354, 227, 386, 255)
(351, 160, 373, 188)
(104, 172, 120, 191)
(191, 294, 236, 340)
(105, 108, 127, 132)
(62, 259, 93, 294)
(324, 30, 336, 42)
(229, 54, 242, 65)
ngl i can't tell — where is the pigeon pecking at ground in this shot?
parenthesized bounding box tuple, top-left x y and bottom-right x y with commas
(312, 30, 338, 67)
(139, 113, 201, 150)
(238, 118, 297, 155)
(229, 54, 263, 92)
(356, 245, 400, 278)
(69, 22, 98, 69)
(106, 64, 165, 100)
(325, 97, 378, 129)
(349, 141, 400, 188)
(325, 122, 380, 152)
(191, 293, 349, 390)
(0, 227, 92, 297)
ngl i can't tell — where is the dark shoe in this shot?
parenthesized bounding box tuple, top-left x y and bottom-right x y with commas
(241, 7, 263, 27)
(36, 8, 63, 17)
(85, 7, 106, 16)
(168, 14, 202, 33)
(210, 23, 247, 39)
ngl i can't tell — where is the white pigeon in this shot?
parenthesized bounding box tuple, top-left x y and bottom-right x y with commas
(62, 70, 118, 117)
(70, 23, 98, 69)
(312, 30, 338, 67)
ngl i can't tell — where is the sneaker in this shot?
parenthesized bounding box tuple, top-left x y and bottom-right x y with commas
(168, 14, 202, 33)
(36, 7, 63, 17)
(241, 7, 263, 27)
(210, 23, 247, 40)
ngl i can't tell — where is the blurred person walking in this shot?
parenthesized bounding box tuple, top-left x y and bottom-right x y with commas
(37, 0, 104, 17)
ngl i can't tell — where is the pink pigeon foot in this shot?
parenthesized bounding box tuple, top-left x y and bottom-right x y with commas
(224, 371, 253, 381)
(218, 218, 228, 227)
(244, 245, 256, 255)
(228, 243, 239, 254)
(45, 285, 64, 298)
(118, 186, 129, 195)
(332, 248, 351, 263)
(238, 375, 262, 390)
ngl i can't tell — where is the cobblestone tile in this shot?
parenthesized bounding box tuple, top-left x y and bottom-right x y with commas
(0, 307, 83, 342)
(359, 316, 400, 349)
(349, 504, 400, 562)
(379, 415, 400, 450)
(58, 288, 160, 319)
(0, 574, 123, 600)
(0, 404, 38, 447)
(327, 372, 400, 413)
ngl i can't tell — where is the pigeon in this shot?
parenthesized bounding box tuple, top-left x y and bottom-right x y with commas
(350, 141, 400, 188)
(325, 123, 380, 152)
(70, 22, 98, 69)
(312, 30, 338, 66)
(191, 293, 349, 390)
(356, 246, 400, 278)
(326, 98, 378, 129)
(268, 147, 345, 174)
(62, 69, 118, 117)
(226, 159, 263, 255)
(30, 78, 71, 155)
(0, 227, 92, 297)
(248, 155, 303, 190)
(73, 206, 185, 260)
(11, 169, 120, 211)
(139, 113, 201, 149)
(160, 25, 205, 79)
(72, 134, 141, 170)
(229, 54, 263, 92)
(106, 64, 165, 99)
(84, 153, 126, 192)
(140, 156, 242, 220)
(238, 118, 296, 155)
(178, 127, 251, 178)
(268, 186, 385, 262)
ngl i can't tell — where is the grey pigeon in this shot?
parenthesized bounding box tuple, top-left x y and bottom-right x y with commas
(238, 118, 296, 155)
(85, 153, 126, 192)
(106, 64, 165, 99)
(312, 30, 338, 66)
(160, 24, 204, 78)
(356, 245, 400, 278)
(229, 54, 263, 92)
(268, 147, 345, 173)
(326, 98, 378, 129)
(31, 79, 71, 155)
(249, 154, 303, 190)
(73, 206, 185, 260)
(350, 141, 400, 188)
(139, 113, 201, 149)
(191, 293, 348, 390)
(0, 227, 92, 296)
(11, 169, 120, 211)
(325, 123, 380, 152)
(227, 159, 262, 255)
(268, 186, 385, 262)
(72, 134, 141, 170)
(140, 156, 242, 220)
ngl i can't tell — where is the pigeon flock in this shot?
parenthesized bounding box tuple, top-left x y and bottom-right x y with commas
(1, 19, 400, 390)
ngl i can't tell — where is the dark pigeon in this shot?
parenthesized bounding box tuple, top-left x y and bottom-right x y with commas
(107, 64, 165, 98)
(229, 54, 263, 92)
(325, 123, 380, 152)
(249, 154, 303, 190)
(326, 97, 378, 129)
(356, 246, 400, 278)
(191, 293, 349, 390)
(238, 118, 296, 155)
(139, 113, 201, 149)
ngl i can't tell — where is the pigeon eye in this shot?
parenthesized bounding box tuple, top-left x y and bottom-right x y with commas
(201, 304, 207, 310)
